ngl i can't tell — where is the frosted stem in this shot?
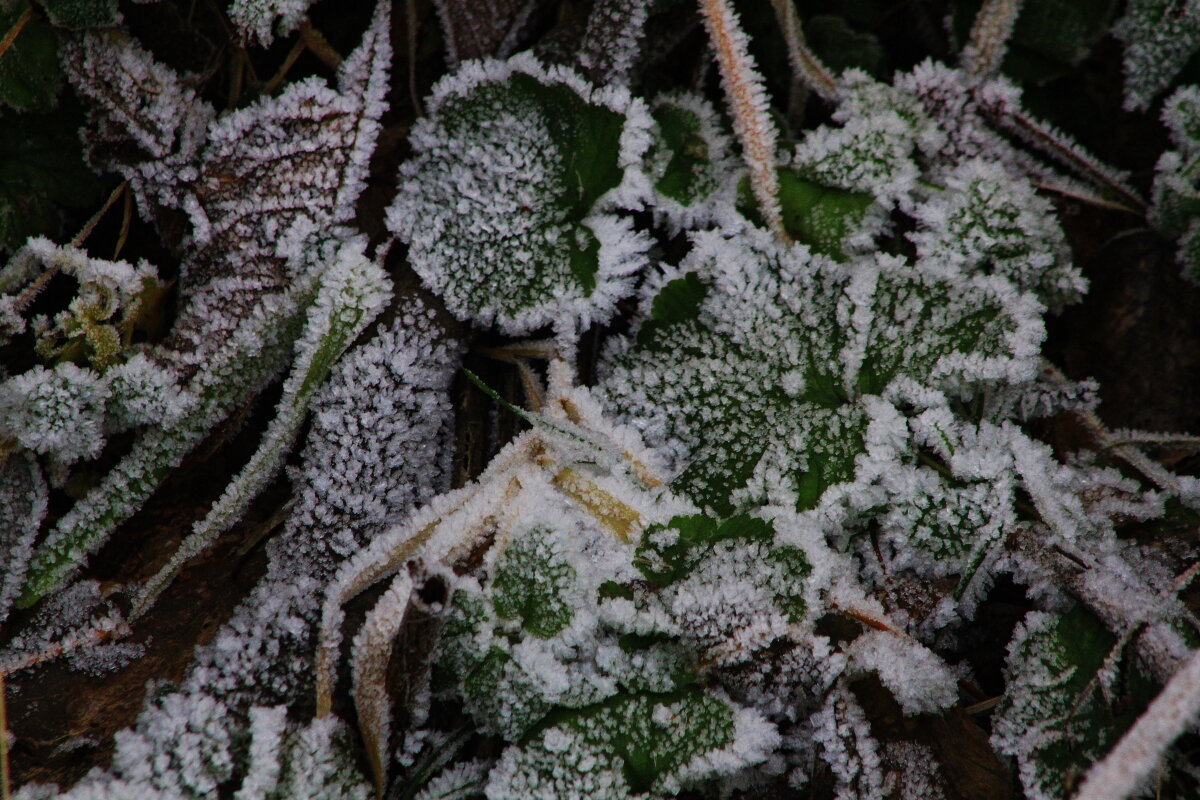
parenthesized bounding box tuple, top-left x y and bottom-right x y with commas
(697, 0, 789, 242)
(769, 0, 838, 102)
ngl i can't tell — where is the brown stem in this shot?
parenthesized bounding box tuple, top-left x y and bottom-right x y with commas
(300, 21, 343, 70)
(0, 5, 33, 64)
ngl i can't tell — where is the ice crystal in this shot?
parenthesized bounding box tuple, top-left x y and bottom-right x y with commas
(388, 54, 653, 336)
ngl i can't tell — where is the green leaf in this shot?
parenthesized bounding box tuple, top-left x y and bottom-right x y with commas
(739, 170, 875, 261)
(491, 525, 577, 638)
(37, 0, 119, 29)
(493, 689, 738, 797)
(0, 108, 99, 250)
(634, 514, 811, 621)
(0, 2, 62, 112)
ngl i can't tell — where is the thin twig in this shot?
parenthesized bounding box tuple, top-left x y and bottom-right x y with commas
(300, 21, 343, 70)
(113, 186, 133, 260)
(72, 181, 128, 248)
(697, 0, 790, 243)
(263, 35, 307, 95)
(769, 0, 838, 102)
(0, 5, 33, 63)
(406, 0, 423, 116)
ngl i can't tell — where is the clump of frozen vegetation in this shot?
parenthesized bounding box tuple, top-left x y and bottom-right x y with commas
(4, 1, 1200, 799)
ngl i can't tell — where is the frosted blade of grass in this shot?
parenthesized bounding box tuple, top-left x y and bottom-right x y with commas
(128, 240, 392, 620)
(16, 266, 323, 610)
(0, 453, 47, 626)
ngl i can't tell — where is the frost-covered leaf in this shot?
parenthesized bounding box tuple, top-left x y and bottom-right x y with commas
(16, 5, 395, 607)
(66, 0, 390, 372)
(387, 54, 653, 335)
(0, 452, 47, 625)
(15, 248, 318, 607)
(431, 0, 538, 64)
(908, 158, 1085, 310)
(0, 361, 108, 464)
(1113, 0, 1200, 112)
(644, 92, 739, 234)
(791, 69, 940, 210)
(1151, 85, 1200, 281)
(0, 2, 62, 112)
(809, 684, 885, 800)
(485, 689, 776, 799)
(992, 606, 1157, 800)
(577, 0, 650, 85)
(598, 227, 1043, 515)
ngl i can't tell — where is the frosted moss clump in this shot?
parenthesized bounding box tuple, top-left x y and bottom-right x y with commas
(387, 54, 653, 336)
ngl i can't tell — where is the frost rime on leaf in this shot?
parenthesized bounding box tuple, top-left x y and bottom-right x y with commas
(387, 54, 653, 336)
(17, 301, 458, 798)
(130, 237, 393, 617)
(65, 1, 391, 373)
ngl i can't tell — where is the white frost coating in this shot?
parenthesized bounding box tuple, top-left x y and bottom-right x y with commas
(388, 53, 654, 336)
(129, 236, 393, 620)
(845, 631, 957, 715)
(1074, 644, 1200, 800)
(1113, 0, 1200, 112)
(232, 706, 289, 800)
(577, 0, 650, 85)
(62, 33, 215, 218)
